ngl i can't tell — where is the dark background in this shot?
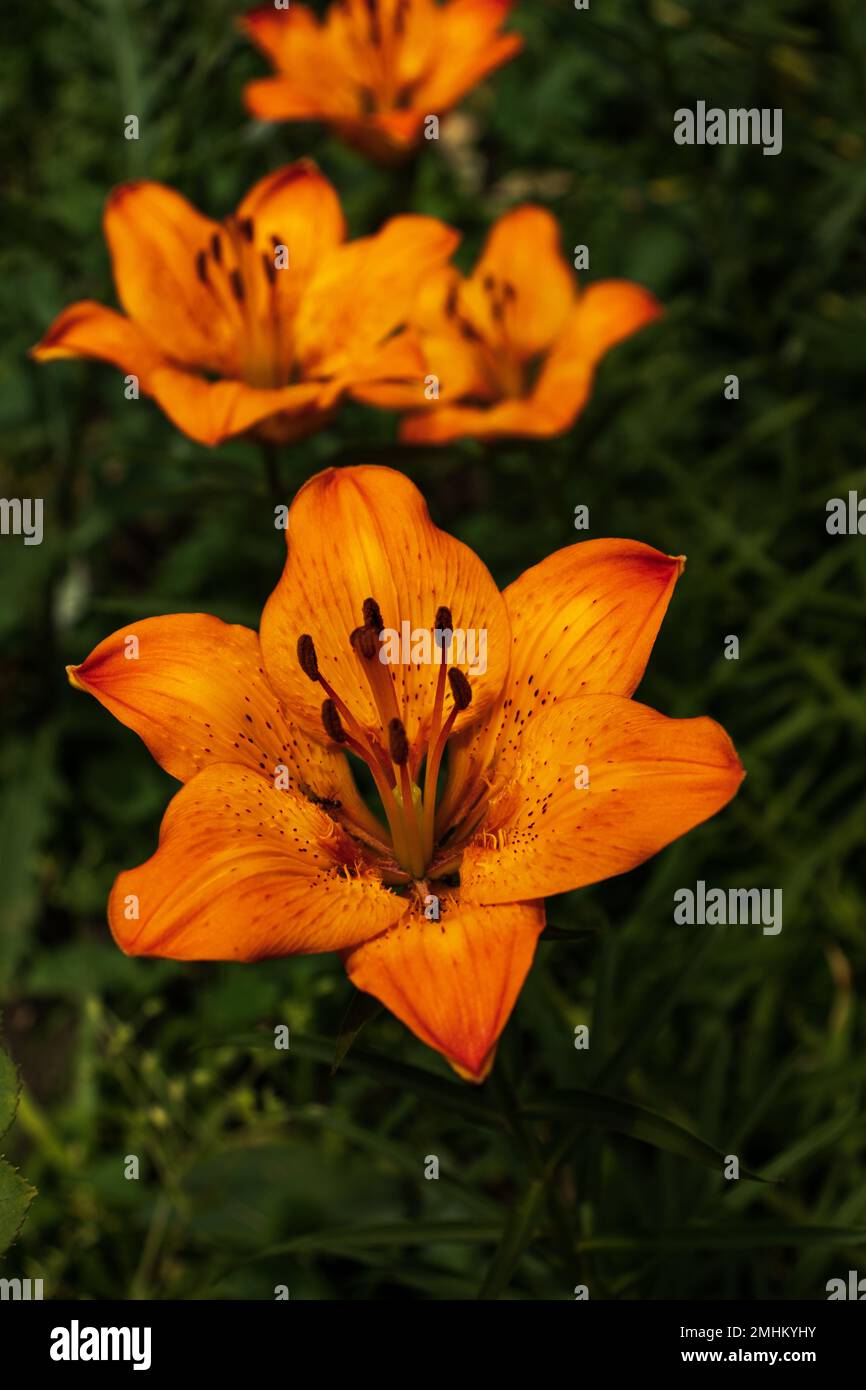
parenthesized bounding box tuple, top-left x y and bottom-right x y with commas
(1, 0, 865, 1299)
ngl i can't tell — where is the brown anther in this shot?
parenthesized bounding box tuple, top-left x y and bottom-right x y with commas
(210, 232, 223, 264)
(483, 273, 496, 293)
(388, 717, 409, 766)
(435, 605, 453, 632)
(459, 319, 483, 343)
(448, 668, 472, 711)
(297, 634, 319, 681)
(262, 252, 277, 286)
(503, 281, 517, 302)
(362, 597, 384, 634)
(321, 698, 347, 744)
(229, 268, 245, 302)
(195, 249, 209, 286)
(350, 624, 379, 662)
(239, 216, 254, 243)
(445, 284, 459, 319)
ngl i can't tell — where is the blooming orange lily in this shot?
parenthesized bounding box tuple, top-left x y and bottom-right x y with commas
(385, 204, 662, 443)
(240, 0, 522, 163)
(32, 162, 458, 447)
(67, 466, 743, 1082)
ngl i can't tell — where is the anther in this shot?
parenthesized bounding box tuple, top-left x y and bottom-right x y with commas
(321, 699, 346, 744)
(211, 232, 223, 264)
(229, 268, 245, 302)
(262, 252, 277, 286)
(239, 217, 254, 243)
(435, 605, 453, 632)
(388, 717, 409, 766)
(297, 634, 319, 681)
(448, 668, 472, 711)
(195, 250, 209, 286)
(362, 597, 384, 634)
(350, 625, 379, 662)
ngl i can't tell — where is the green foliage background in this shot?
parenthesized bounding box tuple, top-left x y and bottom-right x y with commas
(1, 0, 865, 1299)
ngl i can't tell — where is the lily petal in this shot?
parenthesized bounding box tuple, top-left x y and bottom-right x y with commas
(30, 300, 165, 379)
(463, 205, 576, 360)
(259, 465, 510, 765)
(295, 215, 460, 379)
(532, 279, 663, 419)
(145, 362, 325, 447)
(345, 896, 545, 1081)
(439, 540, 684, 826)
(109, 765, 405, 960)
(418, 0, 523, 111)
(66, 614, 361, 800)
(104, 181, 239, 375)
(461, 695, 745, 904)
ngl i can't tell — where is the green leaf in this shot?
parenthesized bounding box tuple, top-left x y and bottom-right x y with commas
(0, 1033, 35, 1256)
(286, 1034, 506, 1131)
(528, 1090, 773, 1182)
(0, 1160, 36, 1257)
(331, 991, 384, 1075)
(0, 1045, 19, 1141)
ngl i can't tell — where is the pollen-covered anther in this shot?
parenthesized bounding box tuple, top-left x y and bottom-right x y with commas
(448, 667, 472, 711)
(321, 698, 347, 744)
(388, 717, 410, 766)
(297, 633, 319, 681)
(435, 605, 453, 632)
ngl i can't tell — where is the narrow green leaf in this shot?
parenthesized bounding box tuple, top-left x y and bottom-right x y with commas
(331, 991, 384, 1075)
(288, 1034, 506, 1130)
(580, 1225, 866, 1254)
(476, 1180, 545, 1300)
(529, 1090, 773, 1182)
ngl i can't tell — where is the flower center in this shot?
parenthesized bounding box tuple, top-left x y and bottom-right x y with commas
(297, 597, 473, 881)
(193, 216, 291, 389)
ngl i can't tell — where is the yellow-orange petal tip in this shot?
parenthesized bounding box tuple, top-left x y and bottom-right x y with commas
(66, 664, 86, 691)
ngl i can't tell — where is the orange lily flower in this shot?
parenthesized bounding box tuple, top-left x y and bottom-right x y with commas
(67, 466, 743, 1082)
(31, 161, 458, 447)
(383, 204, 662, 443)
(240, 0, 523, 163)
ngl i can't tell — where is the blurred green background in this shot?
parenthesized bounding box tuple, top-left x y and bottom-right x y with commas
(1, 0, 865, 1300)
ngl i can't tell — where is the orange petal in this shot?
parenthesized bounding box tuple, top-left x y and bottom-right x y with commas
(235, 160, 345, 294)
(109, 765, 405, 960)
(145, 363, 325, 447)
(31, 300, 165, 380)
(295, 215, 460, 378)
(359, 265, 486, 410)
(461, 695, 745, 904)
(418, 0, 523, 111)
(240, 6, 356, 119)
(104, 181, 239, 375)
(239, 3, 318, 67)
(533, 279, 663, 417)
(400, 396, 566, 443)
(463, 205, 576, 360)
(440, 540, 684, 823)
(259, 465, 510, 766)
(67, 614, 354, 796)
(345, 896, 544, 1081)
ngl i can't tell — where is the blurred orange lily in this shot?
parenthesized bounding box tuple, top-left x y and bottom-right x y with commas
(67, 466, 743, 1082)
(240, 0, 522, 163)
(389, 205, 662, 443)
(32, 162, 458, 447)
